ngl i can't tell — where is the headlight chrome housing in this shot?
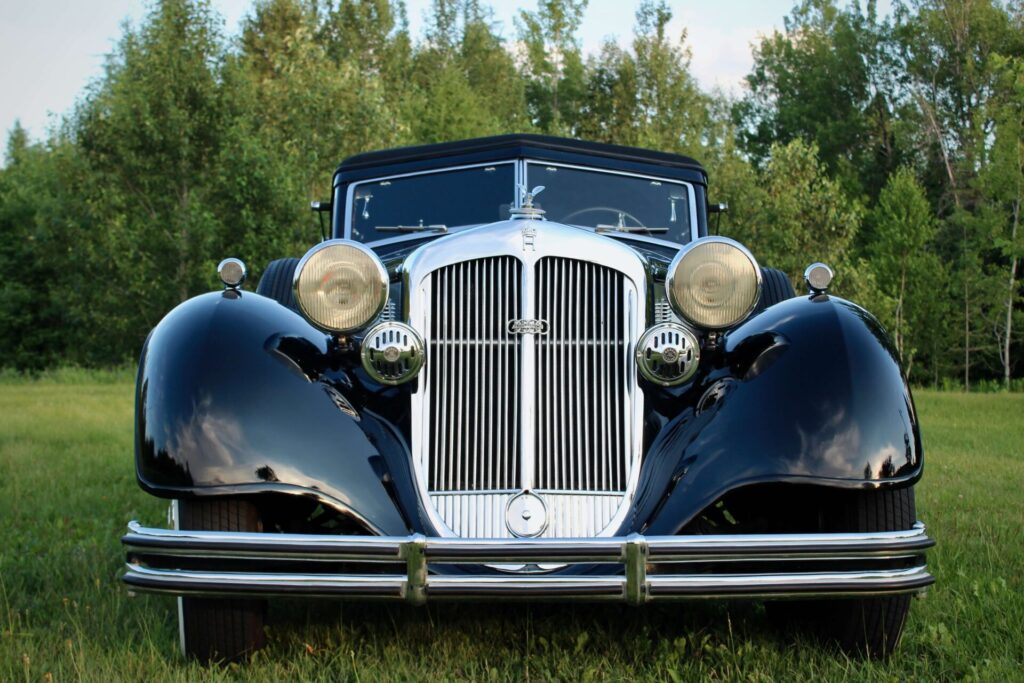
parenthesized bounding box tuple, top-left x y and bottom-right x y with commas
(293, 240, 389, 333)
(666, 237, 761, 329)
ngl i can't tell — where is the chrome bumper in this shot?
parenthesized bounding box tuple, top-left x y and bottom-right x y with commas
(122, 521, 934, 604)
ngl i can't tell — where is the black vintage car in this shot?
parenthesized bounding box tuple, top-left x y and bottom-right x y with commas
(122, 135, 933, 662)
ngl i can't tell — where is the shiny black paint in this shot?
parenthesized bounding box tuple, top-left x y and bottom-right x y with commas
(632, 294, 922, 535)
(135, 290, 420, 535)
(136, 287, 921, 539)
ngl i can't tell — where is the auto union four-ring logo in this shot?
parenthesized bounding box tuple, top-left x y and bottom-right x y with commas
(507, 318, 549, 335)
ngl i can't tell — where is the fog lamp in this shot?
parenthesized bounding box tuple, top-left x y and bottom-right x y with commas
(360, 322, 425, 385)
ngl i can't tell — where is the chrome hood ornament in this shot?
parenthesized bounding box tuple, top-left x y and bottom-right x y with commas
(509, 184, 546, 220)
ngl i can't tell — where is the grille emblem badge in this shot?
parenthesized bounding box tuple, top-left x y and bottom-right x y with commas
(507, 319, 549, 335)
(506, 491, 548, 537)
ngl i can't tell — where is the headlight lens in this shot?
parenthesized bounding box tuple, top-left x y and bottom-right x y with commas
(294, 240, 388, 333)
(666, 237, 761, 329)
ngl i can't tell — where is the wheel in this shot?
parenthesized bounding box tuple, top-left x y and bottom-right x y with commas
(256, 257, 300, 312)
(755, 267, 796, 312)
(177, 498, 267, 663)
(768, 487, 917, 658)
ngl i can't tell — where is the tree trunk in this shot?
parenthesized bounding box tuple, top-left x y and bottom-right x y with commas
(1004, 197, 1020, 389)
(964, 283, 970, 392)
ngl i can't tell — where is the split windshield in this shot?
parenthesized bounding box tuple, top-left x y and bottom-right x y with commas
(348, 162, 692, 243)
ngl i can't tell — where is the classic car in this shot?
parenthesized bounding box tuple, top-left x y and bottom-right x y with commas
(122, 134, 933, 662)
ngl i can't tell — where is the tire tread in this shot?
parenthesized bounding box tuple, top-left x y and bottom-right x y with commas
(179, 498, 266, 663)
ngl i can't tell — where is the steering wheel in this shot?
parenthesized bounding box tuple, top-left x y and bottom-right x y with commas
(561, 206, 648, 232)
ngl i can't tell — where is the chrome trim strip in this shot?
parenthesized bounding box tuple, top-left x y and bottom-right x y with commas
(124, 563, 932, 603)
(124, 521, 934, 564)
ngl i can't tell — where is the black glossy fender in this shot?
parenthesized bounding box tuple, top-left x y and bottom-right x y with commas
(632, 294, 923, 535)
(135, 290, 418, 536)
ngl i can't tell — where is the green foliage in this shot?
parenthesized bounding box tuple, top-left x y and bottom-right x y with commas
(866, 168, 943, 373)
(516, 0, 589, 134)
(735, 0, 901, 199)
(0, 0, 1020, 387)
(725, 139, 865, 295)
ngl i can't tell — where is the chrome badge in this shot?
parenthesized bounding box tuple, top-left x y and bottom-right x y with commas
(522, 223, 537, 251)
(507, 319, 549, 335)
(506, 491, 548, 537)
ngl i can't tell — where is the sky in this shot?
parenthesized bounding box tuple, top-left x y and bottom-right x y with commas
(0, 0, 887, 145)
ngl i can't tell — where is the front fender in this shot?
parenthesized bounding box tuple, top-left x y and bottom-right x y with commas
(134, 290, 416, 535)
(634, 294, 922, 535)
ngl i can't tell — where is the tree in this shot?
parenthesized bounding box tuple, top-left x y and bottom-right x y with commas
(405, 0, 528, 141)
(736, 0, 900, 199)
(867, 168, 941, 370)
(0, 126, 72, 369)
(727, 139, 864, 294)
(70, 0, 229, 360)
(516, 0, 588, 134)
(976, 53, 1024, 387)
(631, 0, 710, 157)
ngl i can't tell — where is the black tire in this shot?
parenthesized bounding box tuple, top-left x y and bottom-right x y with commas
(256, 257, 300, 312)
(178, 498, 266, 663)
(769, 488, 916, 658)
(756, 267, 796, 312)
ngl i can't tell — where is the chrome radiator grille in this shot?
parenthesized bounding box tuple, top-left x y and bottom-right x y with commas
(427, 257, 522, 491)
(410, 232, 643, 540)
(534, 258, 629, 492)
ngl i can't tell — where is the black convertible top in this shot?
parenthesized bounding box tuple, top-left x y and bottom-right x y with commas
(336, 134, 705, 175)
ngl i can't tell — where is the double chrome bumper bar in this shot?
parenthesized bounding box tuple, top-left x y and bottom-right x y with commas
(122, 521, 934, 604)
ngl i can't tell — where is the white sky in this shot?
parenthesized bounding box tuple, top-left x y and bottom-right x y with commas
(0, 0, 889, 144)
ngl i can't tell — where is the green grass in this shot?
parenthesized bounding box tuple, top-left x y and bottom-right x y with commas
(1, 384, 1022, 681)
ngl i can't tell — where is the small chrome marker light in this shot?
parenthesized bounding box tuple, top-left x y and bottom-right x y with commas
(666, 237, 761, 329)
(361, 322, 425, 385)
(636, 323, 700, 386)
(804, 262, 834, 294)
(294, 240, 388, 333)
(217, 258, 247, 289)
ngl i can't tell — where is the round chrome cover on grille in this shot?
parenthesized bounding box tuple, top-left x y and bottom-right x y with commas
(506, 491, 548, 537)
(360, 322, 425, 385)
(636, 323, 700, 386)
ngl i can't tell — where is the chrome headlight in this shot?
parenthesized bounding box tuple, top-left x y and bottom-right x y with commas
(666, 237, 761, 329)
(294, 240, 388, 333)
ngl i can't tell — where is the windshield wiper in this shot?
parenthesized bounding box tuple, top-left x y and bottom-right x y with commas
(376, 225, 447, 233)
(595, 225, 669, 234)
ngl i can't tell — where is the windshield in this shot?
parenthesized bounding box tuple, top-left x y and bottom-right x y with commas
(349, 164, 515, 242)
(346, 160, 693, 243)
(525, 163, 692, 242)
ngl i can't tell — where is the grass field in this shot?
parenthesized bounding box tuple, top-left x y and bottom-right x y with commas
(1, 381, 1022, 681)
